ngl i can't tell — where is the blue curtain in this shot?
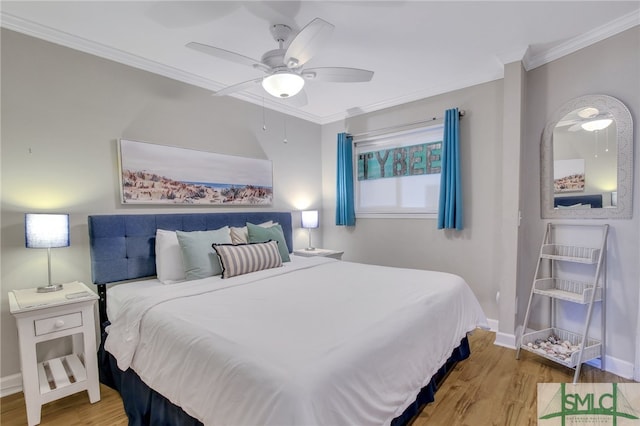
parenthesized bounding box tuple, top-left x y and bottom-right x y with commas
(336, 132, 356, 226)
(437, 108, 463, 230)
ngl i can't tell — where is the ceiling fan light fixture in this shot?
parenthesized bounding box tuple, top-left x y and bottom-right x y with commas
(578, 107, 599, 119)
(262, 72, 304, 98)
(581, 118, 613, 132)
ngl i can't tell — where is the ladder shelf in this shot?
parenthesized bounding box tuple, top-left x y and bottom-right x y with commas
(516, 223, 608, 383)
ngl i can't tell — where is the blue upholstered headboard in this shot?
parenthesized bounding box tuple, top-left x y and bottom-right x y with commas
(88, 212, 293, 327)
(88, 211, 293, 285)
(554, 194, 603, 208)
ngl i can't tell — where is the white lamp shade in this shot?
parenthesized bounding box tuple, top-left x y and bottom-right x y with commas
(301, 210, 319, 229)
(581, 118, 613, 132)
(262, 72, 304, 98)
(25, 213, 70, 248)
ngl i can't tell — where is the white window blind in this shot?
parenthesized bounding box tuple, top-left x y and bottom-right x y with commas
(354, 124, 443, 218)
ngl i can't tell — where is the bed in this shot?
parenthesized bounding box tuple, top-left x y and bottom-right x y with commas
(554, 194, 603, 208)
(89, 212, 488, 425)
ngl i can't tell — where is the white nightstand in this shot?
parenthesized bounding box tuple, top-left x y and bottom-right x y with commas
(9, 282, 101, 426)
(294, 248, 344, 260)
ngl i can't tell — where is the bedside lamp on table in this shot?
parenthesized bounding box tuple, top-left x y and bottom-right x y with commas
(301, 210, 319, 251)
(25, 213, 69, 293)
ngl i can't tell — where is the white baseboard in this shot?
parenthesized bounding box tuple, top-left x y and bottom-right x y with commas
(0, 373, 22, 397)
(484, 318, 517, 349)
(585, 356, 635, 380)
(486, 318, 499, 332)
(494, 331, 517, 349)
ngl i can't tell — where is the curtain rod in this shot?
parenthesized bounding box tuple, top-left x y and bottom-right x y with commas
(348, 109, 465, 139)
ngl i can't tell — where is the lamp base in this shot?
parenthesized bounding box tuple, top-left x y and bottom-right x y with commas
(305, 247, 316, 251)
(37, 283, 64, 293)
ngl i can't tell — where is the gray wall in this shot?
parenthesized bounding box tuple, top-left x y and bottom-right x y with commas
(519, 27, 640, 369)
(320, 26, 639, 375)
(321, 80, 505, 323)
(0, 29, 322, 380)
(2, 24, 638, 387)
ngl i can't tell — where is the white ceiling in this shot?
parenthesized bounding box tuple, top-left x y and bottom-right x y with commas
(2, 1, 639, 124)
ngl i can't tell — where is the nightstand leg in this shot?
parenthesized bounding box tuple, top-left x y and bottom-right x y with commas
(82, 307, 100, 403)
(17, 320, 42, 426)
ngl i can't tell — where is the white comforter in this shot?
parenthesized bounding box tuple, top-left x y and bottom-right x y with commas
(105, 257, 488, 426)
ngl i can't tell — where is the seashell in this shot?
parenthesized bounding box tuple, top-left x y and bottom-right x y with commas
(552, 344, 568, 354)
(527, 342, 533, 347)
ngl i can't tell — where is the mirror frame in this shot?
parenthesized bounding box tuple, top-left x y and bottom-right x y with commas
(541, 94, 633, 219)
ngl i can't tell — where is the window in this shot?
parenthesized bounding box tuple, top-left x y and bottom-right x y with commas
(354, 124, 443, 218)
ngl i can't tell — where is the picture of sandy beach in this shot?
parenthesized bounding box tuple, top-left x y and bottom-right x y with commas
(554, 158, 585, 193)
(119, 139, 273, 205)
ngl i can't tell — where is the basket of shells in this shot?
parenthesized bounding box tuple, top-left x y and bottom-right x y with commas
(520, 327, 601, 367)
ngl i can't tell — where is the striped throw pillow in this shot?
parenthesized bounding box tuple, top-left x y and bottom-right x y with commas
(212, 240, 282, 278)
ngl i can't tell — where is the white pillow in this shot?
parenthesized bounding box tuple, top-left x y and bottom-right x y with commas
(229, 221, 274, 244)
(155, 229, 186, 284)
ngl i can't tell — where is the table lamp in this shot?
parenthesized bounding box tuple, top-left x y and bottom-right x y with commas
(301, 210, 319, 251)
(25, 213, 70, 293)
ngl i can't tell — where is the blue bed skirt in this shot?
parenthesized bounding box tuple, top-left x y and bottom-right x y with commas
(99, 326, 470, 426)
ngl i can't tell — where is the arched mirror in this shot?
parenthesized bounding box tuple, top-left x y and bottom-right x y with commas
(541, 94, 633, 219)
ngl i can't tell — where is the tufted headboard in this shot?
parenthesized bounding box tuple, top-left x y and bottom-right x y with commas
(88, 211, 293, 326)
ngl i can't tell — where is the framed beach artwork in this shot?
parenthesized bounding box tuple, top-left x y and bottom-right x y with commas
(553, 158, 585, 193)
(118, 139, 273, 205)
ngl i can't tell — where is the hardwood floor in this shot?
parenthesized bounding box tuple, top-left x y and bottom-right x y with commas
(0, 330, 633, 425)
(0, 382, 127, 426)
(414, 330, 633, 426)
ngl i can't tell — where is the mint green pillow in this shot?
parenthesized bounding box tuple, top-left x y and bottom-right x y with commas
(176, 227, 232, 280)
(247, 222, 290, 262)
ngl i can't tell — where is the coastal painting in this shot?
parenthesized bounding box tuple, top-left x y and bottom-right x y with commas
(554, 158, 585, 193)
(118, 139, 273, 205)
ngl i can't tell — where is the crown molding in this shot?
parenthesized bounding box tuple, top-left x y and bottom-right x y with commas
(523, 10, 640, 71)
(3, 9, 638, 124)
(0, 12, 322, 123)
(0, 13, 219, 91)
(321, 70, 504, 124)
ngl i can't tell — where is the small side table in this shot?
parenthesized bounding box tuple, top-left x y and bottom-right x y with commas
(294, 248, 344, 260)
(9, 282, 100, 426)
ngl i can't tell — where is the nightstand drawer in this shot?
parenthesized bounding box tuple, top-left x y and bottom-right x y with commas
(34, 312, 82, 336)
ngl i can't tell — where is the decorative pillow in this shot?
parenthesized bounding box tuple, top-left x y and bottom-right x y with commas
(247, 222, 290, 262)
(213, 241, 282, 278)
(230, 221, 274, 245)
(176, 227, 232, 280)
(155, 229, 186, 284)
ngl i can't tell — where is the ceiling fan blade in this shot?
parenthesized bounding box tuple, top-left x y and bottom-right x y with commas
(214, 78, 263, 96)
(302, 67, 374, 83)
(284, 18, 334, 68)
(186, 42, 270, 72)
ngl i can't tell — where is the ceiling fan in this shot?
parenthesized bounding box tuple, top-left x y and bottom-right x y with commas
(186, 18, 374, 105)
(557, 107, 614, 132)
